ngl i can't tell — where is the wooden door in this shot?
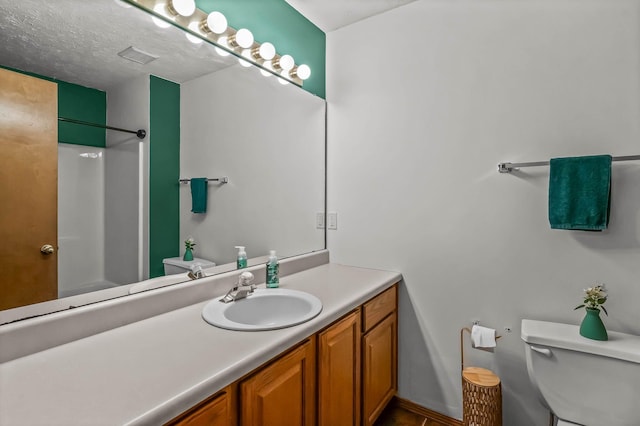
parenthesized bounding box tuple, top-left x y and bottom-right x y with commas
(167, 385, 237, 426)
(362, 312, 398, 426)
(317, 310, 361, 426)
(240, 338, 316, 426)
(0, 67, 58, 310)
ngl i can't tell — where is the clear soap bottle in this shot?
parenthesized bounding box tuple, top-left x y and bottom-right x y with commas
(266, 250, 279, 288)
(235, 246, 247, 269)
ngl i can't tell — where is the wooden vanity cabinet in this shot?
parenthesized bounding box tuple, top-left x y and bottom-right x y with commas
(166, 385, 236, 426)
(316, 284, 397, 426)
(362, 286, 398, 426)
(169, 283, 398, 426)
(240, 338, 316, 426)
(317, 310, 361, 426)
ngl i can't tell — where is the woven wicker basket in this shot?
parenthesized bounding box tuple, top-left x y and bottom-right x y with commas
(460, 328, 502, 426)
(462, 366, 502, 425)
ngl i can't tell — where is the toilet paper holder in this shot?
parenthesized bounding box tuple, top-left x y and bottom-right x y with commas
(460, 326, 503, 425)
(460, 326, 502, 371)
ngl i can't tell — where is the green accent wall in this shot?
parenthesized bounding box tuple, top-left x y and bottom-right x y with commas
(149, 75, 181, 278)
(57, 81, 106, 147)
(1, 65, 106, 147)
(196, 0, 326, 98)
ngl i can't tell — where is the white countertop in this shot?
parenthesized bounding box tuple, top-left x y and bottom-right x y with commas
(0, 263, 401, 426)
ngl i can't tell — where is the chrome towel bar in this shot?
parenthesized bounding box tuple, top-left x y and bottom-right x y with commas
(498, 154, 640, 173)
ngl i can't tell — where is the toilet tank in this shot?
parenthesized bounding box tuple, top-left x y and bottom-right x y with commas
(521, 320, 640, 426)
(162, 257, 216, 275)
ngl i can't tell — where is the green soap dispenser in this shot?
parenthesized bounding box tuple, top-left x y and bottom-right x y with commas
(266, 250, 279, 288)
(235, 246, 247, 269)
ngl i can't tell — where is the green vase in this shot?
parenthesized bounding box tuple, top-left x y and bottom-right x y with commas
(183, 247, 193, 261)
(579, 308, 608, 341)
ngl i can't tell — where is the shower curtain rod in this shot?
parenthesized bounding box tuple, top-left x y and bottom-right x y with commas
(498, 154, 640, 173)
(58, 117, 147, 139)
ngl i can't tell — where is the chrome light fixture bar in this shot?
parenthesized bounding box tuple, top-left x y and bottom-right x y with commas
(124, 0, 311, 86)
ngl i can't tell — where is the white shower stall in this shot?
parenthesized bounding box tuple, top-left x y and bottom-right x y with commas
(57, 75, 149, 298)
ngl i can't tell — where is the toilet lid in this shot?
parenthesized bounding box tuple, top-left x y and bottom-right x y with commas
(557, 420, 581, 426)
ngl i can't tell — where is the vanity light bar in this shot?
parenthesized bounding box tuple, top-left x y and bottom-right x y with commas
(127, 0, 309, 86)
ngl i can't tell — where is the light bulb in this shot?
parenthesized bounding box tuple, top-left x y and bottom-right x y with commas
(169, 0, 196, 17)
(228, 28, 254, 49)
(260, 62, 274, 77)
(257, 42, 276, 61)
(239, 49, 253, 66)
(278, 74, 290, 85)
(152, 4, 171, 29)
(279, 54, 294, 71)
(215, 37, 230, 56)
(294, 64, 311, 80)
(203, 11, 227, 35)
(186, 22, 203, 44)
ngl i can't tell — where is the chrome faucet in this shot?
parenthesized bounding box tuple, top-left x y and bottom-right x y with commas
(188, 263, 206, 280)
(219, 271, 255, 303)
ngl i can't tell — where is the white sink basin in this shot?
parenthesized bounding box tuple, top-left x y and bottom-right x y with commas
(202, 288, 323, 331)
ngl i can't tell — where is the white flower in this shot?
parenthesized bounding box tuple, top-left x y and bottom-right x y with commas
(184, 237, 196, 250)
(575, 283, 608, 315)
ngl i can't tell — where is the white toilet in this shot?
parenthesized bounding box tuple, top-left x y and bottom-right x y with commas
(521, 319, 640, 426)
(162, 257, 216, 275)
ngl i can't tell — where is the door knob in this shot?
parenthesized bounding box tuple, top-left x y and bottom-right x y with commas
(40, 244, 55, 255)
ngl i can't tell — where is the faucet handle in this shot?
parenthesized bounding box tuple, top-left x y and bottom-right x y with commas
(238, 271, 254, 286)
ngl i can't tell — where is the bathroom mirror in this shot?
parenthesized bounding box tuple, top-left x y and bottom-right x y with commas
(0, 0, 325, 323)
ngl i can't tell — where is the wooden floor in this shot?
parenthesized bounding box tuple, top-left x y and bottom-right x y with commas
(374, 404, 449, 426)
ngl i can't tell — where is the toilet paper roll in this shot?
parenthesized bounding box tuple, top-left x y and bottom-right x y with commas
(471, 325, 497, 348)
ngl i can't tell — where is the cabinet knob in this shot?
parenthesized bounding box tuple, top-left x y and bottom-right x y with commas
(40, 244, 55, 255)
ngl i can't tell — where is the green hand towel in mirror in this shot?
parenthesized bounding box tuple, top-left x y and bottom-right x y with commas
(190, 178, 208, 214)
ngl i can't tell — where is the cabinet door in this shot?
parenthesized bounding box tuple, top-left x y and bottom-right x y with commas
(167, 385, 236, 426)
(240, 338, 316, 426)
(362, 313, 397, 426)
(318, 310, 361, 426)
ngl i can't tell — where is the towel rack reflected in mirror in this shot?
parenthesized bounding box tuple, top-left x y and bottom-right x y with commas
(179, 177, 229, 184)
(498, 154, 640, 174)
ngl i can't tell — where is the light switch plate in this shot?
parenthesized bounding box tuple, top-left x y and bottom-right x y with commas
(327, 212, 337, 230)
(316, 212, 325, 229)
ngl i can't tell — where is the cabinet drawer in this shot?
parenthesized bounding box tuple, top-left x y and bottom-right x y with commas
(362, 284, 397, 333)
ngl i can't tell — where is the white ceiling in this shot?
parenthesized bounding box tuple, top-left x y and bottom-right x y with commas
(284, 0, 417, 32)
(0, 0, 234, 91)
(0, 0, 415, 92)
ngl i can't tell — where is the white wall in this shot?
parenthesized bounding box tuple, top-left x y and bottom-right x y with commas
(58, 144, 106, 297)
(327, 1, 640, 424)
(105, 74, 150, 284)
(180, 65, 325, 266)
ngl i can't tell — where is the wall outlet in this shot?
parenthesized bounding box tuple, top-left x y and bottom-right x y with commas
(327, 212, 337, 230)
(316, 212, 325, 229)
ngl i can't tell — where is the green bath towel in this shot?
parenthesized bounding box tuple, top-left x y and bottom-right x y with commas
(548, 155, 611, 231)
(190, 178, 208, 214)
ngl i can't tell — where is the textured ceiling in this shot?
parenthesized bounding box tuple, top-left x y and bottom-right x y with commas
(284, 0, 417, 32)
(0, 0, 234, 91)
(0, 0, 419, 91)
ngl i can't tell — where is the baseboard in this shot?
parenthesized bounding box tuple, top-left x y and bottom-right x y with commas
(393, 397, 463, 426)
